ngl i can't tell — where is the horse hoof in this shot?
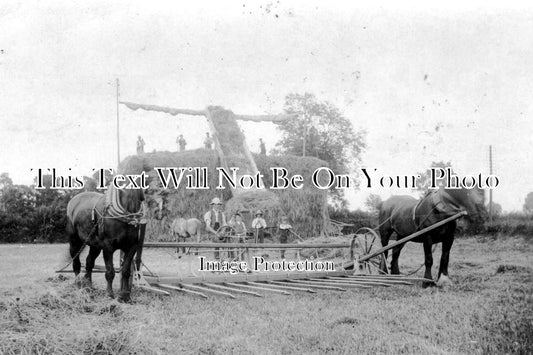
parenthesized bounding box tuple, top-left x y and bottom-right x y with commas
(117, 295, 132, 304)
(422, 281, 435, 289)
(80, 278, 92, 289)
(436, 275, 453, 288)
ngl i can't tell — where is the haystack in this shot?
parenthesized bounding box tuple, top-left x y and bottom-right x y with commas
(119, 150, 329, 240)
(119, 105, 329, 240)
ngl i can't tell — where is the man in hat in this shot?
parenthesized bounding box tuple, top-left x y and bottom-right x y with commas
(259, 138, 266, 155)
(279, 216, 292, 259)
(136, 135, 145, 155)
(251, 209, 267, 244)
(204, 197, 227, 259)
(228, 211, 247, 261)
(204, 132, 213, 149)
(177, 134, 187, 152)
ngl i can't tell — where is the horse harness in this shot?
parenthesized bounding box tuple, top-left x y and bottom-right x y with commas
(411, 189, 464, 231)
(89, 188, 147, 241)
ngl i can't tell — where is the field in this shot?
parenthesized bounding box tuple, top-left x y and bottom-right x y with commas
(0, 236, 532, 355)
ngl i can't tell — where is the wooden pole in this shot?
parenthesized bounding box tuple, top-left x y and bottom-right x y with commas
(489, 145, 493, 225)
(116, 79, 120, 169)
(143, 241, 351, 249)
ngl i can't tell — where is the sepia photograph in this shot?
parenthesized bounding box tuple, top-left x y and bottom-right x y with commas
(0, 1, 532, 354)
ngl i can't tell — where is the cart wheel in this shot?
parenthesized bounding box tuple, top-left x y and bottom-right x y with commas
(350, 228, 388, 275)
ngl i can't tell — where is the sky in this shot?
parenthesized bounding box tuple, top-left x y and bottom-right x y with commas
(1, 1, 532, 212)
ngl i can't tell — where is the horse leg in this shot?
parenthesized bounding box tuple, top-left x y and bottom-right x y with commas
(176, 235, 183, 257)
(422, 238, 434, 288)
(118, 247, 137, 303)
(102, 249, 115, 299)
(135, 223, 146, 272)
(437, 233, 455, 287)
(194, 231, 200, 256)
(390, 244, 405, 275)
(181, 235, 187, 254)
(69, 236, 84, 287)
(83, 246, 101, 288)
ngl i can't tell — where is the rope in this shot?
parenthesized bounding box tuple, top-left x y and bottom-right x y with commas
(55, 224, 96, 272)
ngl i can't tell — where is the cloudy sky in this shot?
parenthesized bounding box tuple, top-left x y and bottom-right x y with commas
(1, 1, 532, 211)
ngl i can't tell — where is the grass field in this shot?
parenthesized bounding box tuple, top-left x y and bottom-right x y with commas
(0, 236, 532, 354)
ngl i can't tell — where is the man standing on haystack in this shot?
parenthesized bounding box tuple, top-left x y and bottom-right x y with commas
(204, 132, 213, 149)
(136, 135, 145, 155)
(204, 197, 227, 259)
(259, 138, 266, 155)
(177, 134, 187, 152)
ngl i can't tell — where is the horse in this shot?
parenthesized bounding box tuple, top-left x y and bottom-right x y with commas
(378, 187, 484, 287)
(170, 218, 203, 254)
(66, 184, 146, 303)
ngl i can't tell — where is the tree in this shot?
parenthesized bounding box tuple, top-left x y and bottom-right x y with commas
(276, 93, 365, 173)
(414, 161, 453, 196)
(274, 93, 366, 205)
(524, 192, 533, 214)
(0, 172, 13, 189)
(365, 194, 382, 214)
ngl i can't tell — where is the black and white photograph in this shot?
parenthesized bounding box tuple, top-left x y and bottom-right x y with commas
(0, 1, 532, 354)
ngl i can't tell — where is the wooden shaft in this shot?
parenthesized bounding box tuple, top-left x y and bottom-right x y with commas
(265, 281, 317, 293)
(157, 283, 208, 299)
(143, 242, 351, 249)
(202, 283, 263, 297)
(291, 279, 373, 288)
(239, 282, 291, 295)
(181, 283, 236, 298)
(359, 211, 467, 262)
(285, 280, 347, 291)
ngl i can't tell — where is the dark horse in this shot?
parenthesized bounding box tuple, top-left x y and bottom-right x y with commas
(378, 187, 483, 287)
(66, 184, 146, 302)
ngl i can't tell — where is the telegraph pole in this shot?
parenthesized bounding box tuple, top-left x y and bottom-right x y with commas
(489, 145, 493, 224)
(302, 116, 307, 157)
(116, 78, 120, 170)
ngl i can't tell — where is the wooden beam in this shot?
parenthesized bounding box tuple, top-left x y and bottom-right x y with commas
(347, 275, 435, 284)
(181, 284, 236, 299)
(234, 114, 298, 122)
(156, 283, 208, 299)
(283, 280, 347, 291)
(233, 282, 291, 295)
(119, 101, 297, 122)
(203, 283, 263, 297)
(119, 101, 206, 116)
(307, 278, 392, 287)
(138, 285, 171, 296)
(295, 279, 374, 288)
(143, 242, 351, 249)
(325, 276, 413, 286)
